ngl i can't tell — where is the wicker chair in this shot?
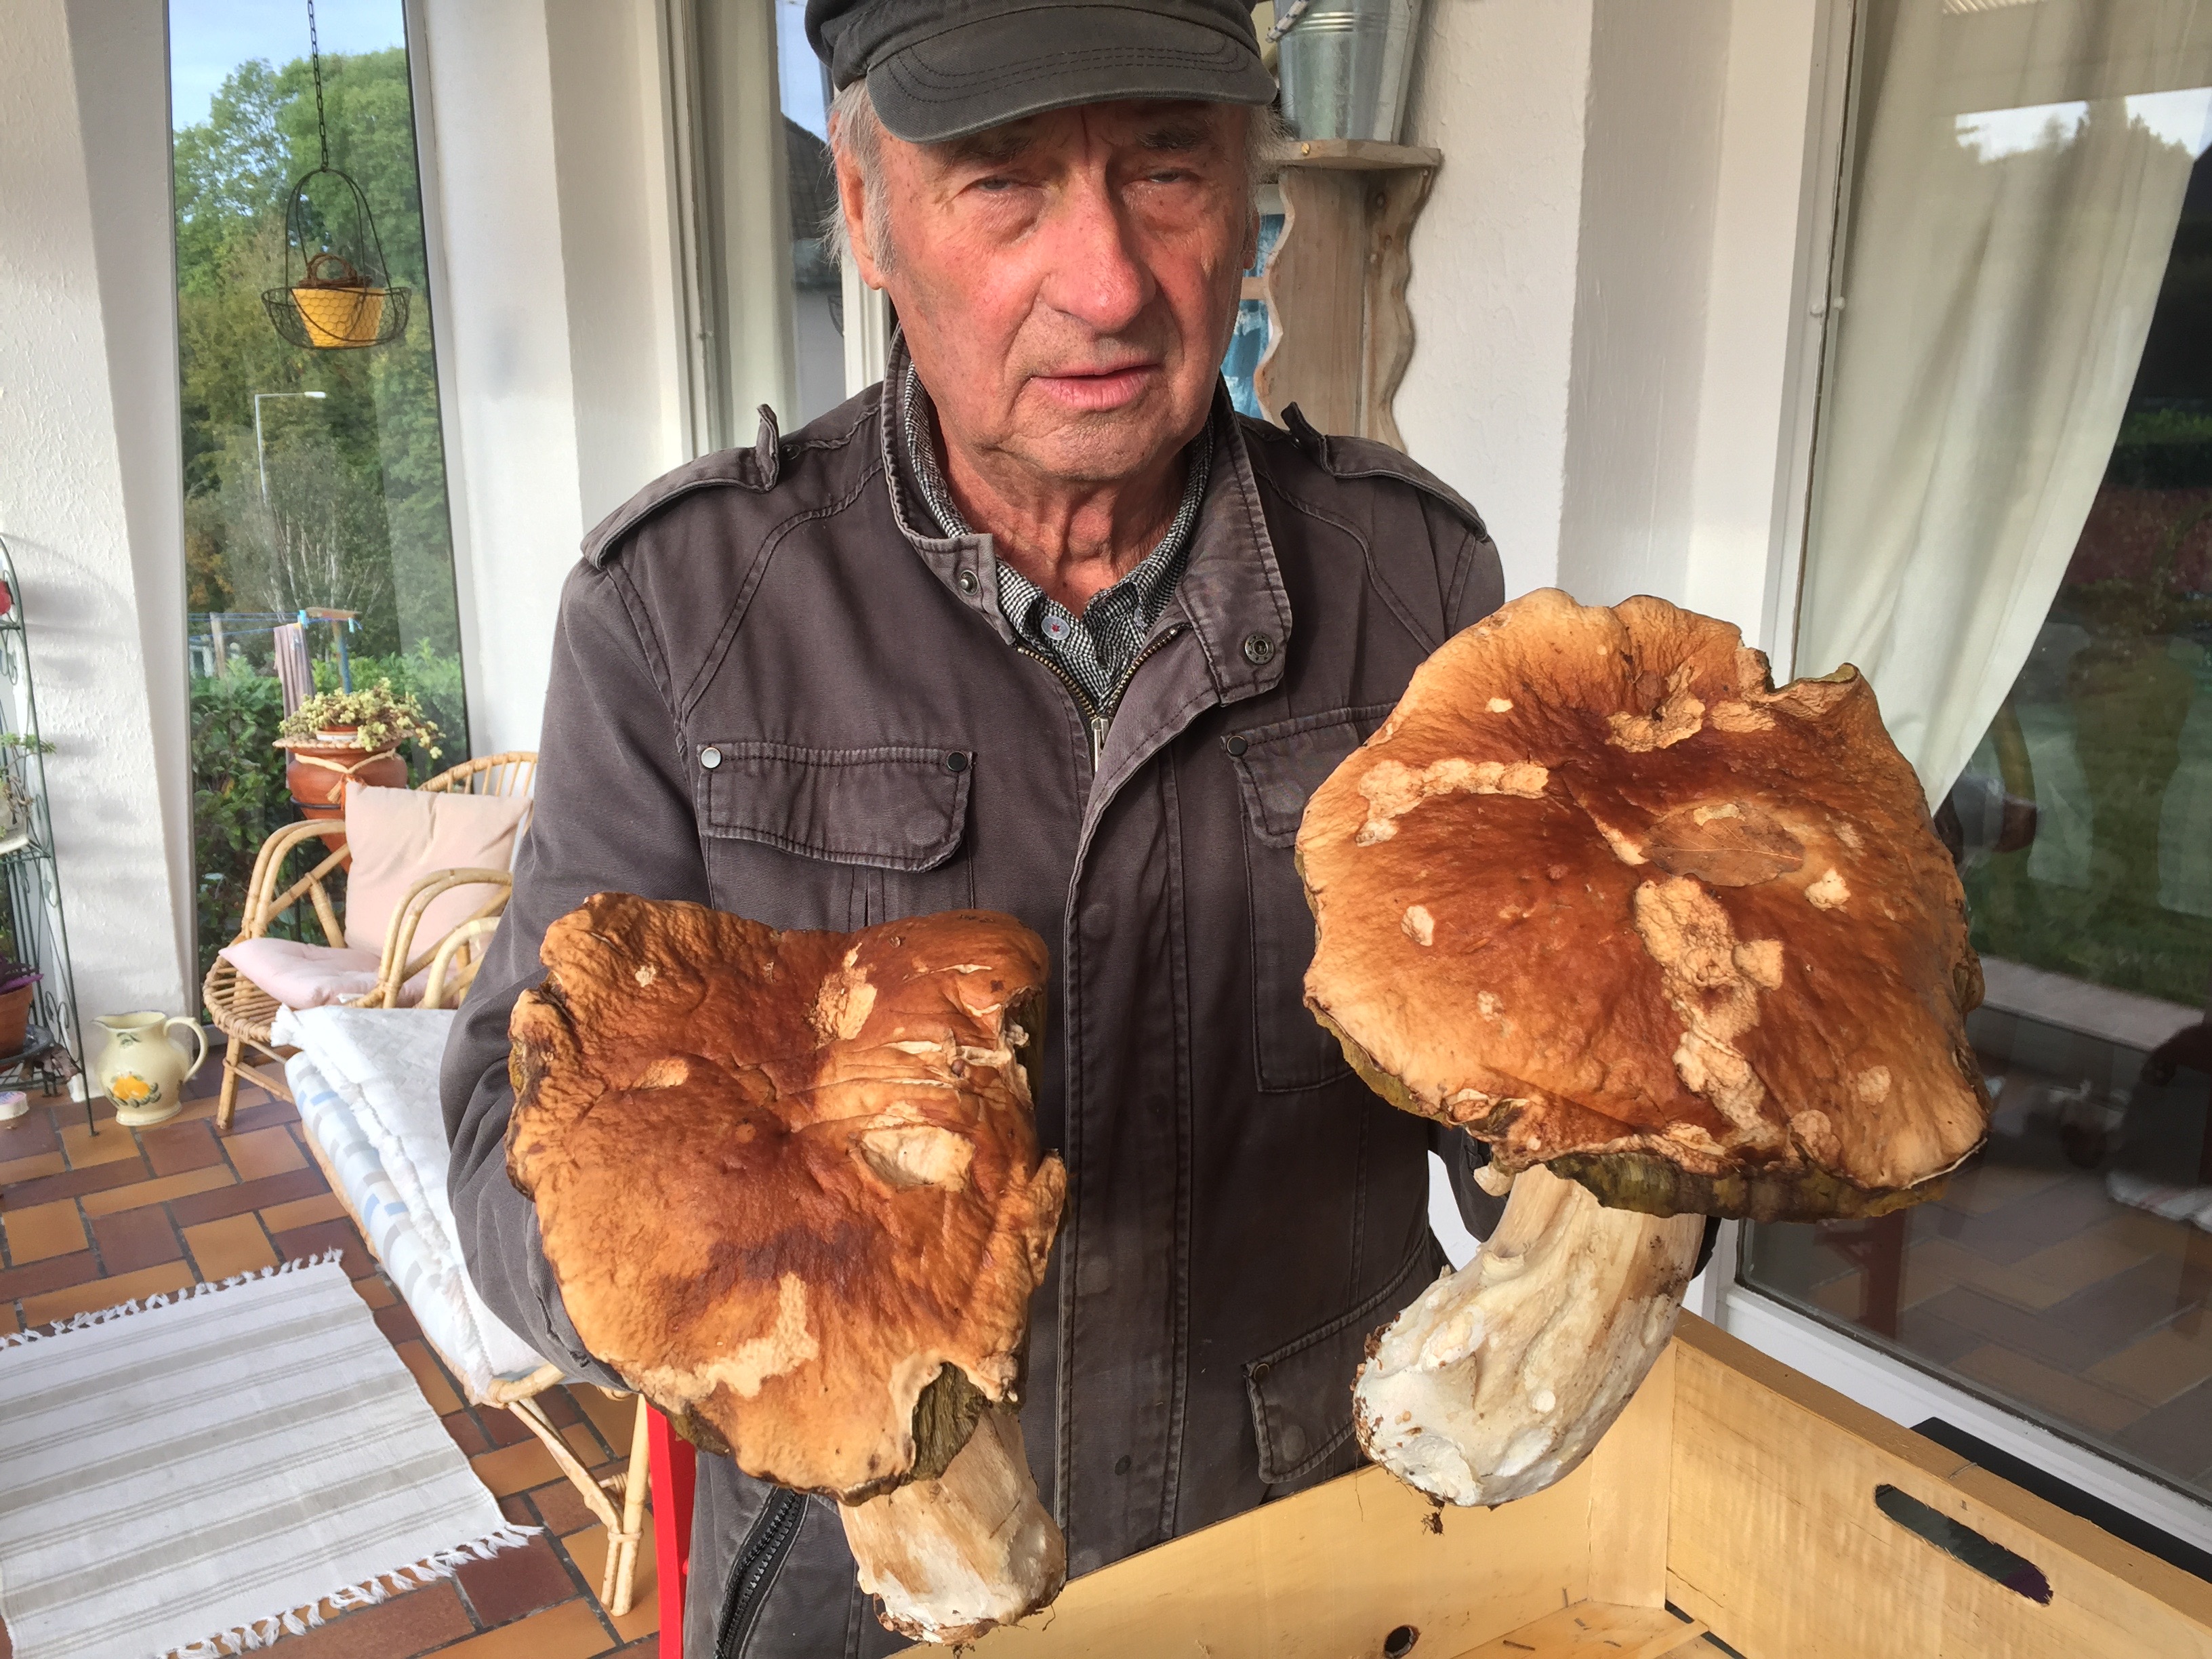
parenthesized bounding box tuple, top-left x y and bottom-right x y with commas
(201, 751, 538, 1131)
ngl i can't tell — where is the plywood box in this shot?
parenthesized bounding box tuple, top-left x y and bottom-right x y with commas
(912, 1315, 2212, 1658)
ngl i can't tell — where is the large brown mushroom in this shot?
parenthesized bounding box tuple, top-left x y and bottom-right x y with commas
(508, 895, 1067, 1641)
(1298, 589, 1988, 1505)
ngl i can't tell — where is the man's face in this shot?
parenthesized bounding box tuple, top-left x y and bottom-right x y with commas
(842, 99, 1253, 488)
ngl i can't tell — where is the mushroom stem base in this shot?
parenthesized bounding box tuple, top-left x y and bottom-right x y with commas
(1353, 1165, 1703, 1507)
(840, 1404, 1065, 1643)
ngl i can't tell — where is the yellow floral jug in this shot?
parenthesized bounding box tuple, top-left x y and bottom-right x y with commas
(94, 1012, 207, 1128)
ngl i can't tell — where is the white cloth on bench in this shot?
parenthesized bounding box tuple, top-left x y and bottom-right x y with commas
(274, 1005, 546, 1397)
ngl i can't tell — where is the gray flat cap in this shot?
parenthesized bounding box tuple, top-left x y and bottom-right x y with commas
(806, 1, 1278, 144)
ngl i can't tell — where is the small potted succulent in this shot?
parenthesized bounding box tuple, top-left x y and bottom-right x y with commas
(276, 682, 445, 828)
(0, 960, 42, 1058)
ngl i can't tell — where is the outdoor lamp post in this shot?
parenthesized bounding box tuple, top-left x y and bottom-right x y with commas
(253, 389, 327, 502)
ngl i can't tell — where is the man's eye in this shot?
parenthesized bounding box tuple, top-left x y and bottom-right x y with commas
(973, 176, 1019, 193)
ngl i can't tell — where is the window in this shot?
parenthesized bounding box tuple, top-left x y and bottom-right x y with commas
(171, 0, 468, 978)
(684, 0, 855, 449)
(1746, 0, 2212, 1506)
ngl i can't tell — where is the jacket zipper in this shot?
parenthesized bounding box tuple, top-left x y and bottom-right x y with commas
(714, 1488, 806, 1659)
(1015, 623, 1185, 772)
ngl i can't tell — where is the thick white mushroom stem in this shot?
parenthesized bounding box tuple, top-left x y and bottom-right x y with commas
(839, 1405, 1065, 1644)
(1353, 1164, 1704, 1506)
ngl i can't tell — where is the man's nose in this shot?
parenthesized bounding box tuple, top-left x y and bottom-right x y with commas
(1034, 175, 1154, 335)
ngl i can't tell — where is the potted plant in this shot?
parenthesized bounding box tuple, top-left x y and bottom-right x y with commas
(0, 961, 42, 1058)
(276, 681, 444, 827)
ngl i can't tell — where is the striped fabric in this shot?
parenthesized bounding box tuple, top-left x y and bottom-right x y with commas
(0, 1258, 533, 1659)
(278, 1009, 545, 1398)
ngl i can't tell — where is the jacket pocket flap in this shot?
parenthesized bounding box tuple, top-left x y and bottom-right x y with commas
(1227, 703, 1396, 848)
(1244, 1231, 1443, 1483)
(700, 742, 970, 872)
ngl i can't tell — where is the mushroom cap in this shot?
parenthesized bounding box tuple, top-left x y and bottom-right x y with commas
(1298, 590, 1987, 1222)
(508, 895, 1064, 1502)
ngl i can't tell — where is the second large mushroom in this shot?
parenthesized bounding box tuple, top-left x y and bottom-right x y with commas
(1298, 590, 1990, 1506)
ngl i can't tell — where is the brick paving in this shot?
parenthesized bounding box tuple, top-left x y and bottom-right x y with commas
(0, 1064, 661, 1658)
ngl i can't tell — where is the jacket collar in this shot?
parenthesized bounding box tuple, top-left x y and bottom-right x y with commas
(876, 330, 1290, 710)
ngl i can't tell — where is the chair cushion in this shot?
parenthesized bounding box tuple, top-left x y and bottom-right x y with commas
(218, 937, 386, 1009)
(342, 783, 528, 954)
(278, 1008, 550, 1395)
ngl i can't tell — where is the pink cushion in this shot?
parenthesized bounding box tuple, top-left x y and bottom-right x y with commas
(341, 783, 528, 955)
(220, 938, 385, 1009)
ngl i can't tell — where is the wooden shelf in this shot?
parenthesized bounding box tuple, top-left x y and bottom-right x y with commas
(1282, 138, 1443, 172)
(1254, 142, 1443, 449)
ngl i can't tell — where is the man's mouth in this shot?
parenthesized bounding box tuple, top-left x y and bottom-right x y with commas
(1031, 361, 1160, 413)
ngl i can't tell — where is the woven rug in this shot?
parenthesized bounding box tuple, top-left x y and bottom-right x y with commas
(0, 1253, 535, 1658)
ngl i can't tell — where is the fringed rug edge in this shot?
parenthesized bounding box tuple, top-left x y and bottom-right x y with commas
(159, 1522, 545, 1658)
(0, 1250, 350, 1353)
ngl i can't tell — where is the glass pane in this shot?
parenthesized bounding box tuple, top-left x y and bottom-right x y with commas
(693, 0, 849, 441)
(775, 0, 846, 426)
(171, 0, 468, 980)
(1753, 0, 2212, 1504)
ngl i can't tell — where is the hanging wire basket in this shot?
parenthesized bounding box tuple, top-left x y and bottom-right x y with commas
(262, 171, 411, 350)
(260, 3, 409, 351)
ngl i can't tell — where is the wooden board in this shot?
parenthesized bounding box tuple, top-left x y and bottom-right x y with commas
(1664, 1316, 2212, 1659)
(1455, 1602, 1709, 1659)
(1282, 138, 1445, 172)
(933, 1460, 1589, 1659)
(902, 1340, 1675, 1658)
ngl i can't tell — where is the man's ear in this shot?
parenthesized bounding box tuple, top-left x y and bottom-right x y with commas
(830, 119, 888, 290)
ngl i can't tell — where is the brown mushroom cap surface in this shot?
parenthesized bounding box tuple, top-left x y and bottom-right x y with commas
(1298, 589, 1988, 1221)
(508, 895, 1065, 1502)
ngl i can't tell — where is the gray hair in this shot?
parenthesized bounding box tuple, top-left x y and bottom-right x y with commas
(822, 79, 1286, 274)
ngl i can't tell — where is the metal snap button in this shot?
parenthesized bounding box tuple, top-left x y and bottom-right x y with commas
(1242, 632, 1275, 665)
(1248, 1360, 1271, 1381)
(699, 746, 722, 770)
(943, 751, 968, 774)
(956, 569, 978, 594)
(1225, 735, 1248, 757)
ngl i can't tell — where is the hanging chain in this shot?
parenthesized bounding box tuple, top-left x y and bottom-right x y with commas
(307, 0, 330, 170)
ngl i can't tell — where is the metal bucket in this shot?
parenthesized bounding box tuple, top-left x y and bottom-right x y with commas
(1275, 0, 1426, 145)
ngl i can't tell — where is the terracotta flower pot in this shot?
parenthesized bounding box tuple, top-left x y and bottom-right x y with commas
(0, 984, 35, 1059)
(281, 733, 409, 851)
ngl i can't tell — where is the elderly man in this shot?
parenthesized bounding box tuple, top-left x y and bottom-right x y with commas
(443, 1, 1502, 1653)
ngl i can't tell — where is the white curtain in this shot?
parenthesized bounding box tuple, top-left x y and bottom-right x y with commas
(1795, 0, 2212, 805)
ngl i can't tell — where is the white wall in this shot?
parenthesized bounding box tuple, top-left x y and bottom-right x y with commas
(1396, 0, 1596, 603)
(413, 0, 686, 761)
(0, 0, 192, 1027)
(1398, 0, 1826, 659)
(1555, 0, 1732, 614)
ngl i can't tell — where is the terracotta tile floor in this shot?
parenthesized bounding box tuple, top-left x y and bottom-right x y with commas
(0, 1063, 660, 1659)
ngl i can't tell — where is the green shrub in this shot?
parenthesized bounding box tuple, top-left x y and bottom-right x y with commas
(190, 670, 300, 982)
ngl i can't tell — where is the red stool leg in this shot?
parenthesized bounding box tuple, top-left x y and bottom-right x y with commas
(649, 1408, 697, 1659)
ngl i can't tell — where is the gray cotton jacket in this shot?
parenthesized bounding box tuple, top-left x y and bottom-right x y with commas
(441, 350, 1504, 1658)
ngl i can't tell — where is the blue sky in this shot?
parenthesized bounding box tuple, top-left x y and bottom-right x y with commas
(172, 0, 834, 139)
(776, 0, 830, 140)
(169, 0, 407, 132)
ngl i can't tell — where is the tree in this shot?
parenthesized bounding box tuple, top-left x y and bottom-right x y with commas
(172, 45, 464, 665)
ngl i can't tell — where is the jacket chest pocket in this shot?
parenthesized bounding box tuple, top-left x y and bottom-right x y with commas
(696, 741, 975, 931)
(1227, 704, 1394, 1092)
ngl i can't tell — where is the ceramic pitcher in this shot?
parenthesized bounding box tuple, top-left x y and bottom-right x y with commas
(94, 1012, 206, 1128)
